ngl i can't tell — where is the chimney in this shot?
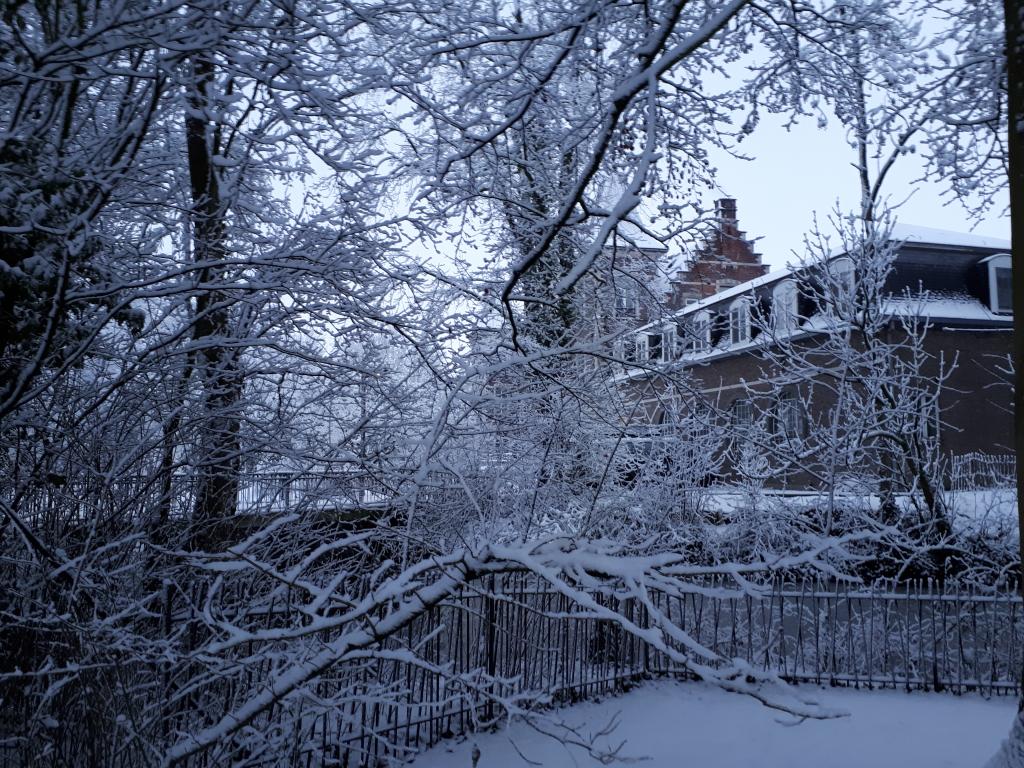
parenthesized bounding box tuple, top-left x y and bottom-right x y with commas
(715, 198, 737, 222)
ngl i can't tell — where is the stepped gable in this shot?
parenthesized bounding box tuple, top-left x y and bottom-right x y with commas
(668, 198, 768, 309)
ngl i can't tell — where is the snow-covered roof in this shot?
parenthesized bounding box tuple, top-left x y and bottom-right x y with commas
(612, 223, 1011, 381)
(883, 294, 1013, 323)
(682, 265, 795, 314)
(614, 288, 1013, 383)
(676, 223, 1010, 319)
(624, 223, 1012, 342)
(889, 223, 1010, 250)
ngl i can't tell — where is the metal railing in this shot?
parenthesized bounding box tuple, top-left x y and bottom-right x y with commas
(214, 576, 1024, 765)
(5, 575, 1015, 767)
(951, 452, 1016, 493)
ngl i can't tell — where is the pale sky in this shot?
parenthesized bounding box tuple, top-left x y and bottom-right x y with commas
(411, 108, 1010, 280)
(702, 112, 1010, 272)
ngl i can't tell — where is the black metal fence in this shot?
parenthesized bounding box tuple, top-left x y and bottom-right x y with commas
(2, 576, 1020, 767)
(256, 576, 1024, 766)
(951, 452, 1016, 492)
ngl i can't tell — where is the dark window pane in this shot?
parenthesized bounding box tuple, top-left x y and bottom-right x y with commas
(996, 267, 1012, 312)
(648, 332, 662, 360)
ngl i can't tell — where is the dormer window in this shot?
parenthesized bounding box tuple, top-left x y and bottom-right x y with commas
(983, 254, 1012, 314)
(616, 337, 637, 363)
(772, 280, 799, 333)
(661, 325, 676, 362)
(728, 297, 750, 345)
(996, 268, 1012, 311)
(828, 256, 855, 313)
(647, 331, 663, 362)
(635, 334, 648, 362)
(694, 313, 710, 352)
(679, 311, 711, 355)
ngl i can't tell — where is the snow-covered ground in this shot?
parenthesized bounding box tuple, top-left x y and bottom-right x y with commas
(949, 489, 1018, 534)
(700, 488, 1019, 537)
(411, 681, 1016, 768)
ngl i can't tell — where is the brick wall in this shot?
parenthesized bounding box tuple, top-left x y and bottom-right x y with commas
(669, 198, 769, 307)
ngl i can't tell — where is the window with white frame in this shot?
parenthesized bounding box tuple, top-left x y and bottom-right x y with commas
(619, 336, 637, 363)
(829, 256, 855, 313)
(997, 267, 1012, 311)
(917, 397, 941, 445)
(984, 254, 1012, 314)
(728, 297, 750, 345)
(661, 325, 676, 362)
(615, 281, 641, 318)
(635, 334, 648, 362)
(730, 398, 753, 430)
(772, 280, 799, 333)
(694, 313, 711, 352)
(775, 391, 803, 438)
(679, 311, 710, 355)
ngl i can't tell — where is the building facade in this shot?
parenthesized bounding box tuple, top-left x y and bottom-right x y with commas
(615, 212, 1013, 493)
(667, 198, 769, 306)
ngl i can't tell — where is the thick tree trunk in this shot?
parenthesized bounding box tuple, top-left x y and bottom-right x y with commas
(1009, 0, 1024, 680)
(185, 53, 241, 541)
(1007, 0, 1024, 604)
(990, 0, 1024, 765)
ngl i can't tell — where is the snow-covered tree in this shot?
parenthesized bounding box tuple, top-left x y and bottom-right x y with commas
(0, 0, 1015, 764)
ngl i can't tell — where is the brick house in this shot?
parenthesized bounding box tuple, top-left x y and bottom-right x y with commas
(615, 208, 1013, 492)
(667, 198, 769, 305)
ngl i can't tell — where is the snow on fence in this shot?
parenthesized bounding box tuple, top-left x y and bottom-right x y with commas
(951, 452, 1016, 492)
(245, 576, 1024, 766)
(645, 578, 1022, 693)
(3, 576, 1020, 768)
